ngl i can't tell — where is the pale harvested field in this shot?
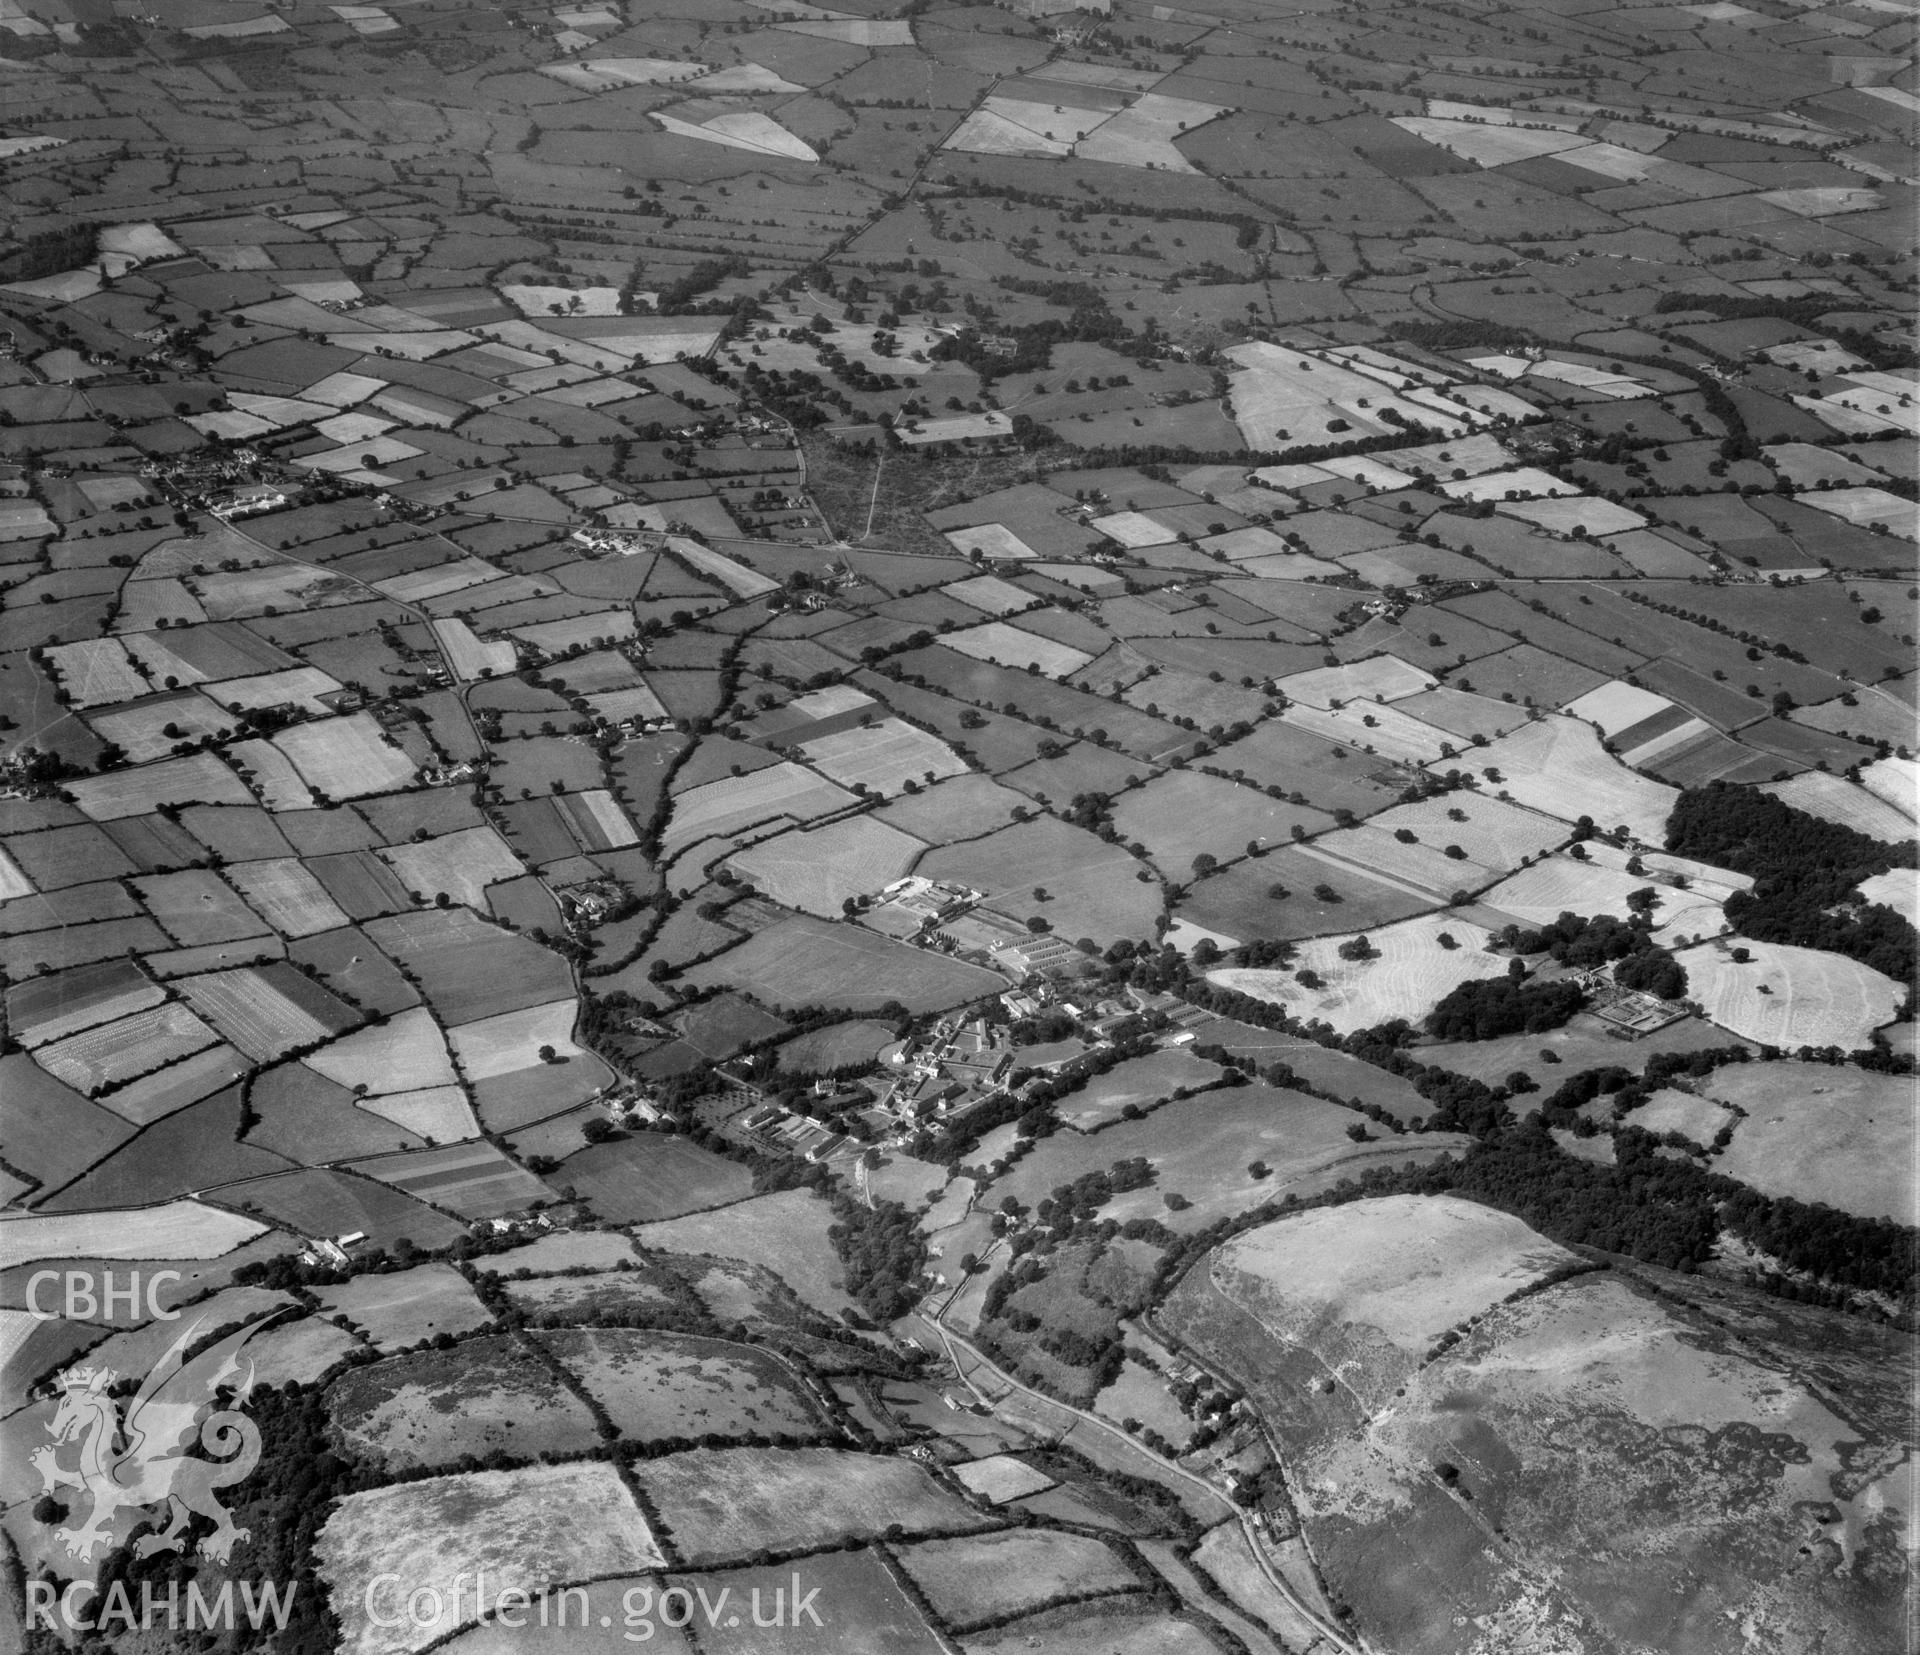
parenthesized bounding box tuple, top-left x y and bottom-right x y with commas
(1326, 793, 1565, 895)
(68, 751, 253, 819)
(37, 1001, 219, 1094)
(944, 108, 1070, 158)
(0, 1201, 264, 1267)
(1858, 868, 1919, 925)
(670, 539, 778, 596)
(1277, 655, 1436, 707)
(952, 1454, 1054, 1504)
(448, 1000, 584, 1081)
(732, 816, 927, 915)
(1210, 913, 1504, 1035)
(1074, 92, 1223, 172)
(1440, 465, 1584, 502)
(46, 638, 149, 707)
(1680, 938, 1904, 1048)
(361, 1086, 481, 1143)
(380, 827, 525, 909)
(1279, 701, 1451, 765)
(175, 968, 337, 1060)
(800, 719, 968, 797)
(1762, 772, 1915, 844)
(1563, 680, 1674, 737)
(320, 1464, 663, 1655)
(664, 762, 856, 854)
(1480, 854, 1728, 940)
(1228, 342, 1480, 448)
(315, 1261, 492, 1350)
(1703, 1064, 1912, 1221)
(634, 1448, 991, 1565)
(1437, 716, 1678, 843)
(1211, 1194, 1579, 1409)
(945, 574, 1034, 616)
(939, 624, 1092, 678)
(874, 773, 1035, 843)
(433, 618, 518, 679)
(1500, 496, 1646, 537)
(210, 665, 343, 715)
(274, 713, 418, 800)
(1858, 756, 1917, 821)
(1392, 687, 1531, 742)
(633, 1189, 855, 1319)
(230, 737, 318, 810)
(308, 1006, 458, 1093)
(778, 17, 912, 45)
(225, 858, 350, 937)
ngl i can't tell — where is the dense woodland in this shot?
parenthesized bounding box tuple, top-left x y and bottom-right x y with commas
(1424, 973, 1589, 1041)
(1666, 785, 1919, 990)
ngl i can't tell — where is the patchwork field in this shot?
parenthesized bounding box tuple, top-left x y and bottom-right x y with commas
(1762, 771, 1916, 845)
(631, 1188, 856, 1320)
(665, 763, 857, 854)
(273, 712, 418, 799)
(1680, 939, 1904, 1048)
(681, 915, 1004, 1012)
(1700, 1064, 1912, 1222)
(1210, 912, 1506, 1035)
(313, 1261, 492, 1350)
(539, 1328, 821, 1442)
(1052, 1048, 1226, 1131)
(899, 1529, 1137, 1629)
(319, 1464, 664, 1655)
(995, 1084, 1470, 1236)
(307, 1006, 457, 1093)
(0, 1200, 264, 1266)
(1438, 716, 1679, 843)
(350, 1140, 554, 1222)
(328, 1333, 600, 1469)
(552, 1132, 752, 1224)
(634, 1448, 992, 1566)
(919, 817, 1162, 947)
(1110, 772, 1333, 873)
(729, 815, 927, 915)
(447, 1000, 587, 1080)
(802, 719, 969, 796)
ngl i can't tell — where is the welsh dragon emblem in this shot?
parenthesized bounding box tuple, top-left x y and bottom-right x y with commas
(32, 1317, 264, 1564)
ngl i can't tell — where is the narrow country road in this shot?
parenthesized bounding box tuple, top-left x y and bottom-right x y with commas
(914, 1306, 1365, 1655)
